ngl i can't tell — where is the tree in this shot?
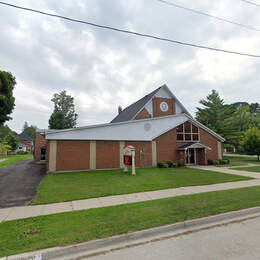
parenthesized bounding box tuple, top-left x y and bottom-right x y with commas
(49, 91, 77, 129)
(0, 71, 16, 125)
(24, 125, 37, 139)
(22, 121, 29, 132)
(195, 90, 234, 137)
(4, 133, 18, 151)
(0, 140, 11, 156)
(49, 110, 66, 129)
(0, 124, 17, 139)
(240, 127, 260, 160)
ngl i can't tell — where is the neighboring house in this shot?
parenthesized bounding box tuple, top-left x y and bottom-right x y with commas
(17, 132, 33, 152)
(34, 84, 225, 172)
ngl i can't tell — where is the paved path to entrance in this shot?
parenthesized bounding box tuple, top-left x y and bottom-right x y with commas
(0, 158, 46, 209)
(1, 166, 260, 223)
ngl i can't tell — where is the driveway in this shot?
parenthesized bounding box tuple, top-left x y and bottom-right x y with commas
(0, 158, 46, 208)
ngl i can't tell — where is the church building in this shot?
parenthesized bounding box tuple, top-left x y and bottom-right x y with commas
(34, 84, 224, 172)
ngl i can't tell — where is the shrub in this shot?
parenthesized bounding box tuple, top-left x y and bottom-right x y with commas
(17, 151, 28, 155)
(157, 161, 164, 168)
(166, 160, 174, 168)
(175, 160, 182, 167)
(172, 163, 177, 168)
(221, 159, 230, 165)
(208, 159, 213, 165)
(163, 163, 169, 168)
(213, 160, 220, 165)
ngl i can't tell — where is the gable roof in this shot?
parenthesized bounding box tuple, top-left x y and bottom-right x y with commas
(110, 84, 191, 123)
(45, 113, 225, 142)
(18, 132, 31, 141)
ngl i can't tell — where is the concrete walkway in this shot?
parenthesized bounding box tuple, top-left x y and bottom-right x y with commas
(1, 166, 260, 223)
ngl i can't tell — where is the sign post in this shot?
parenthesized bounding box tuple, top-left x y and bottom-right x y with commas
(123, 145, 136, 175)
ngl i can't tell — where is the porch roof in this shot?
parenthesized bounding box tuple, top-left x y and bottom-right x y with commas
(177, 142, 211, 151)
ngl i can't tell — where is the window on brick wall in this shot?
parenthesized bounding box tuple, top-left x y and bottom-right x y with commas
(176, 122, 200, 142)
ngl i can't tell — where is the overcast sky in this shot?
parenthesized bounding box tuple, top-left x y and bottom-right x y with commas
(1, 0, 260, 133)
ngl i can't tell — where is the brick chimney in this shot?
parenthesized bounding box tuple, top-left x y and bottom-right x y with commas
(118, 105, 123, 114)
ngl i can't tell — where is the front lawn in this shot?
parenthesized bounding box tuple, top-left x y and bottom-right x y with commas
(0, 154, 33, 168)
(217, 156, 260, 167)
(32, 167, 252, 205)
(3, 186, 260, 257)
(236, 166, 260, 173)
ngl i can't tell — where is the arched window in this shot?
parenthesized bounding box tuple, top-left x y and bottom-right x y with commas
(176, 122, 200, 142)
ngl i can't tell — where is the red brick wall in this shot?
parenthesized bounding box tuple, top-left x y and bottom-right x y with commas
(134, 108, 151, 120)
(155, 128, 179, 162)
(200, 128, 222, 161)
(56, 141, 90, 171)
(152, 97, 175, 117)
(125, 141, 152, 167)
(96, 141, 120, 169)
(19, 140, 33, 152)
(34, 132, 47, 161)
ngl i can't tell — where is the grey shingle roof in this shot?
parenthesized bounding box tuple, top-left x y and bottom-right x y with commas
(18, 132, 31, 141)
(110, 86, 162, 123)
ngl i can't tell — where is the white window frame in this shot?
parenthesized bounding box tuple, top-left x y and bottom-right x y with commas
(176, 122, 200, 142)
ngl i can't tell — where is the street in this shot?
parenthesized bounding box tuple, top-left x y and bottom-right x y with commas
(88, 216, 260, 260)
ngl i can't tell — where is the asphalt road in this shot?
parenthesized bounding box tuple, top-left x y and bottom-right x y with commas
(89, 216, 260, 260)
(0, 158, 46, 208)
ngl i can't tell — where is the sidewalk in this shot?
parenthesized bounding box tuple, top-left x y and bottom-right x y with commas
(1, 166, 260, 223)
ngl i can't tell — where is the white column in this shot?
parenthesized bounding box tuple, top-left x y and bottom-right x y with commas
(152, 141, 157, 167)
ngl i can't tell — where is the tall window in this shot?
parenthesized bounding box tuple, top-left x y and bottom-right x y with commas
(177, 122, 200, 142)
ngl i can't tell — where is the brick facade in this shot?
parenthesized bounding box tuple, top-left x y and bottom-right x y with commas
(34, 132, 47, 161)
(96, 141, 120, 169)
(152, 97, 175, 117)
(155, 128, 179, 163)
(56, 141, 90, 171)
(125, 141, 152, 167)
(134, 108, 151, 120)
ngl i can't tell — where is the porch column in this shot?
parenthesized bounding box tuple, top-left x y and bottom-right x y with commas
(120, 141, 125, 168)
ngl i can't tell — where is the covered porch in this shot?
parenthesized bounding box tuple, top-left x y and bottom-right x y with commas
(177, 142, 211, 166)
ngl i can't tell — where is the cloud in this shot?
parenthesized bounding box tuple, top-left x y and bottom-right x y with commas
(0, 0, 259, 132)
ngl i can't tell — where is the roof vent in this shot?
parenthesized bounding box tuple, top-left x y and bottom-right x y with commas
(118, 106, 123, 114)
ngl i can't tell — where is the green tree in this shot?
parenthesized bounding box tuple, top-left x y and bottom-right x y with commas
(22, 121, 29, 132)
(49, 91, 77, 129)
(4, 133, 18, 151)
(49, 110, 66, 129)
(0, 124, 17, 139)
(195, 90, 233, 137)
(240, 127, 260, 160)
(24, 125, 37, 139)
(0, 140, 11, 156)
(0, 71, 16, 125)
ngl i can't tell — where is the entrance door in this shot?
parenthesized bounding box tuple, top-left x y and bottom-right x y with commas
(40, 148, 46, 160)
(186, 148, 196, 165)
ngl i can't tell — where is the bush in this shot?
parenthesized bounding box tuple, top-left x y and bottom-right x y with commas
(213, 160, 218, 165)
(208, 159, 213, 165)
(163, 163, 169, 168)
(172, 163, 177, 168)
(221, 159, 230, 165)
(17, 151, 28, 155)
(175, 160, 182, 167)
(157, 161, 164, 168)
(166, 160, 174, 168)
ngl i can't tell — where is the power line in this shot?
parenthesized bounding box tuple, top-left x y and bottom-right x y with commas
(0, 1, 259, 58)
(156, 0, 260, 32)
(240, 0, 260, 7)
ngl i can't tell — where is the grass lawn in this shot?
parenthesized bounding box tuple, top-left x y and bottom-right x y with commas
(0, 153, 33, 168)
(217, 156, 260, 167)
(236, 166, 260, 173)
(3, 186, 260, 257)
(32, 167, 252, 205)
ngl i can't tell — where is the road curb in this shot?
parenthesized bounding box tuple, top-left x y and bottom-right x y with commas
(5, 206, 260, 260)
